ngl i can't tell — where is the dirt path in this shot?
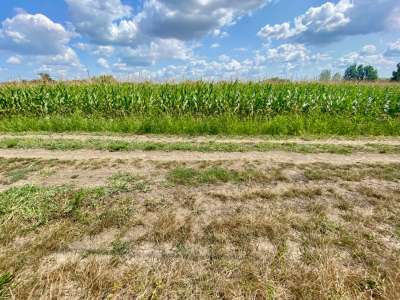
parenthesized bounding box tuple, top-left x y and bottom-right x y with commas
(2, 133, 400, 146)
(1, 149, 400, 164)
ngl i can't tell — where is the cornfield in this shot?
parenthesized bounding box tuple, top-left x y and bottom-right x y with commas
(0, 81, 399, 118)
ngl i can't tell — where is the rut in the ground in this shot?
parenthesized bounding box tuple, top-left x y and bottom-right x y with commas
(1, 149, 400, 164)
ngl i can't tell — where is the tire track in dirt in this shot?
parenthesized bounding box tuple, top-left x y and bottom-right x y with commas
(1, 149, 400, 164)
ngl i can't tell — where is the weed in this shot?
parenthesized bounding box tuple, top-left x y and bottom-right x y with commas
(111, 240, 129, 256)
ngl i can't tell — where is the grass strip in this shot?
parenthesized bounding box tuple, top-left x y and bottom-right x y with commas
(1, 137, 400, 154)
(0, 115, 400, 136)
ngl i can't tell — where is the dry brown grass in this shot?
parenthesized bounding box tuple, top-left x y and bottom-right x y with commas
(0, 157, 399, 299)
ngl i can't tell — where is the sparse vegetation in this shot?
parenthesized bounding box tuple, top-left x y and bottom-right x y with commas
(1, 136, 400, 154)
(167, 166, 268, 185)
(1, 156, 400, 298)
(0, 79, 399, 299)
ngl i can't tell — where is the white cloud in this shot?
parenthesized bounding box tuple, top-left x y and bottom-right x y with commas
(384, 40, 400, 57)
(36, 64, 87, 80)
(266, 44, 309, 63)
(212, 29, 229, 39)
(234, 47, 248, 52)
(218, 54, 231, 62)
(0, 11, 83, 76)
(112, 55, 269, 82)
(338, 45, 394, 68)
(311, 53, 331, 62)
(94, 46, 115, 56)
(66, 0, 268, 45)
(258, 0, 400, 44)
(65, 0, 139, 45)
(360, 44, 377, 55)
(140, 0, 268, 40)
(44, 48, 80, 66)
(118, 39, 193, 67)
(0, 12, 73, 55)
(74, 43, 115, 57)
(6, 55, 21, 65)
(65, 0, 269, 66)
(211, 43, 220, 48)
(74, 42, 91, 51)
(97, 58, 110, 68)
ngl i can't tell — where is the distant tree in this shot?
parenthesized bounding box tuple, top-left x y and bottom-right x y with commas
(344, 64, 359, 81)
(38, 73, 53, 82)
(344, 64, 378, 81)
(391, 63, 400, 81)
(364, 65, 378, 81)
(91, 75, 117, 84)
(319, 69, 332, 81)
(332, 73, 342, 81)
(267, 77, 290, 83)
(356, 65, 365, 80)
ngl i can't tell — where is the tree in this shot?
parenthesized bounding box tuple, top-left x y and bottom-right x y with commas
(344, 64, 358, 81)
(343, 64, 378, 81)
(391, 63, 400, 81)
(332, 73, 342, 81)
(91, 75, 117, 84)
(356, 65, 365, 80)
(364, 65, 378, 81)
(38, 73, 53, 82)
(319, 69, 332, 81)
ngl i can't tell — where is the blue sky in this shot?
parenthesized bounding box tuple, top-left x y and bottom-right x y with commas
(0, 0, 399, 81)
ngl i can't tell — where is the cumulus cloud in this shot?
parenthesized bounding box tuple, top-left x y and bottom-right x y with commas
(360, 44, 377, 55)
(118, 38, 193, 67)
(97, 58, 110, 69)
(44, 48, 80, 66)
(338, 45, 394, 68)
(6, 55, 21, 65)
(94, 46, 115, 56)
(0, 12, 73, 55)
(140, 0, 267, 40)
(0, 10, 83, 78)
(112, 55, 268, 82)
(384, 40, 400, 57)
(65, 0, 139, 45)
(66, 0, 268, 44)
(64, 0, 269, 66)
(266, 43, 309, 63)
(258, 0, 400, 44)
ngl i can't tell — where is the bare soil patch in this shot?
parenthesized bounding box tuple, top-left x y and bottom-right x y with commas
(1, 148, 400, 164)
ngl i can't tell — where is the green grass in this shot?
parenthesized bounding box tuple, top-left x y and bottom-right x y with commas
(0, 272, 13, 298)
(301, 163, 400, 181)
(1, 136, 400, 154)
(107, 172, 149, 193)
(167, 166, 267, 185)
(0, 114, 400, 136)
(0, 186, 106, 234)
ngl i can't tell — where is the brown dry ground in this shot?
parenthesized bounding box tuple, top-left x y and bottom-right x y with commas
(2, 133, 400, 146)
(0, 136, 400, 299)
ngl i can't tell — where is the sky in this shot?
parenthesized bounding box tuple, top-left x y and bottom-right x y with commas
(0, 0, 399, 82)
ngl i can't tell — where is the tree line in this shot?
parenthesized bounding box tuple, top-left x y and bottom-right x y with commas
(319, 63, 400, 82)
